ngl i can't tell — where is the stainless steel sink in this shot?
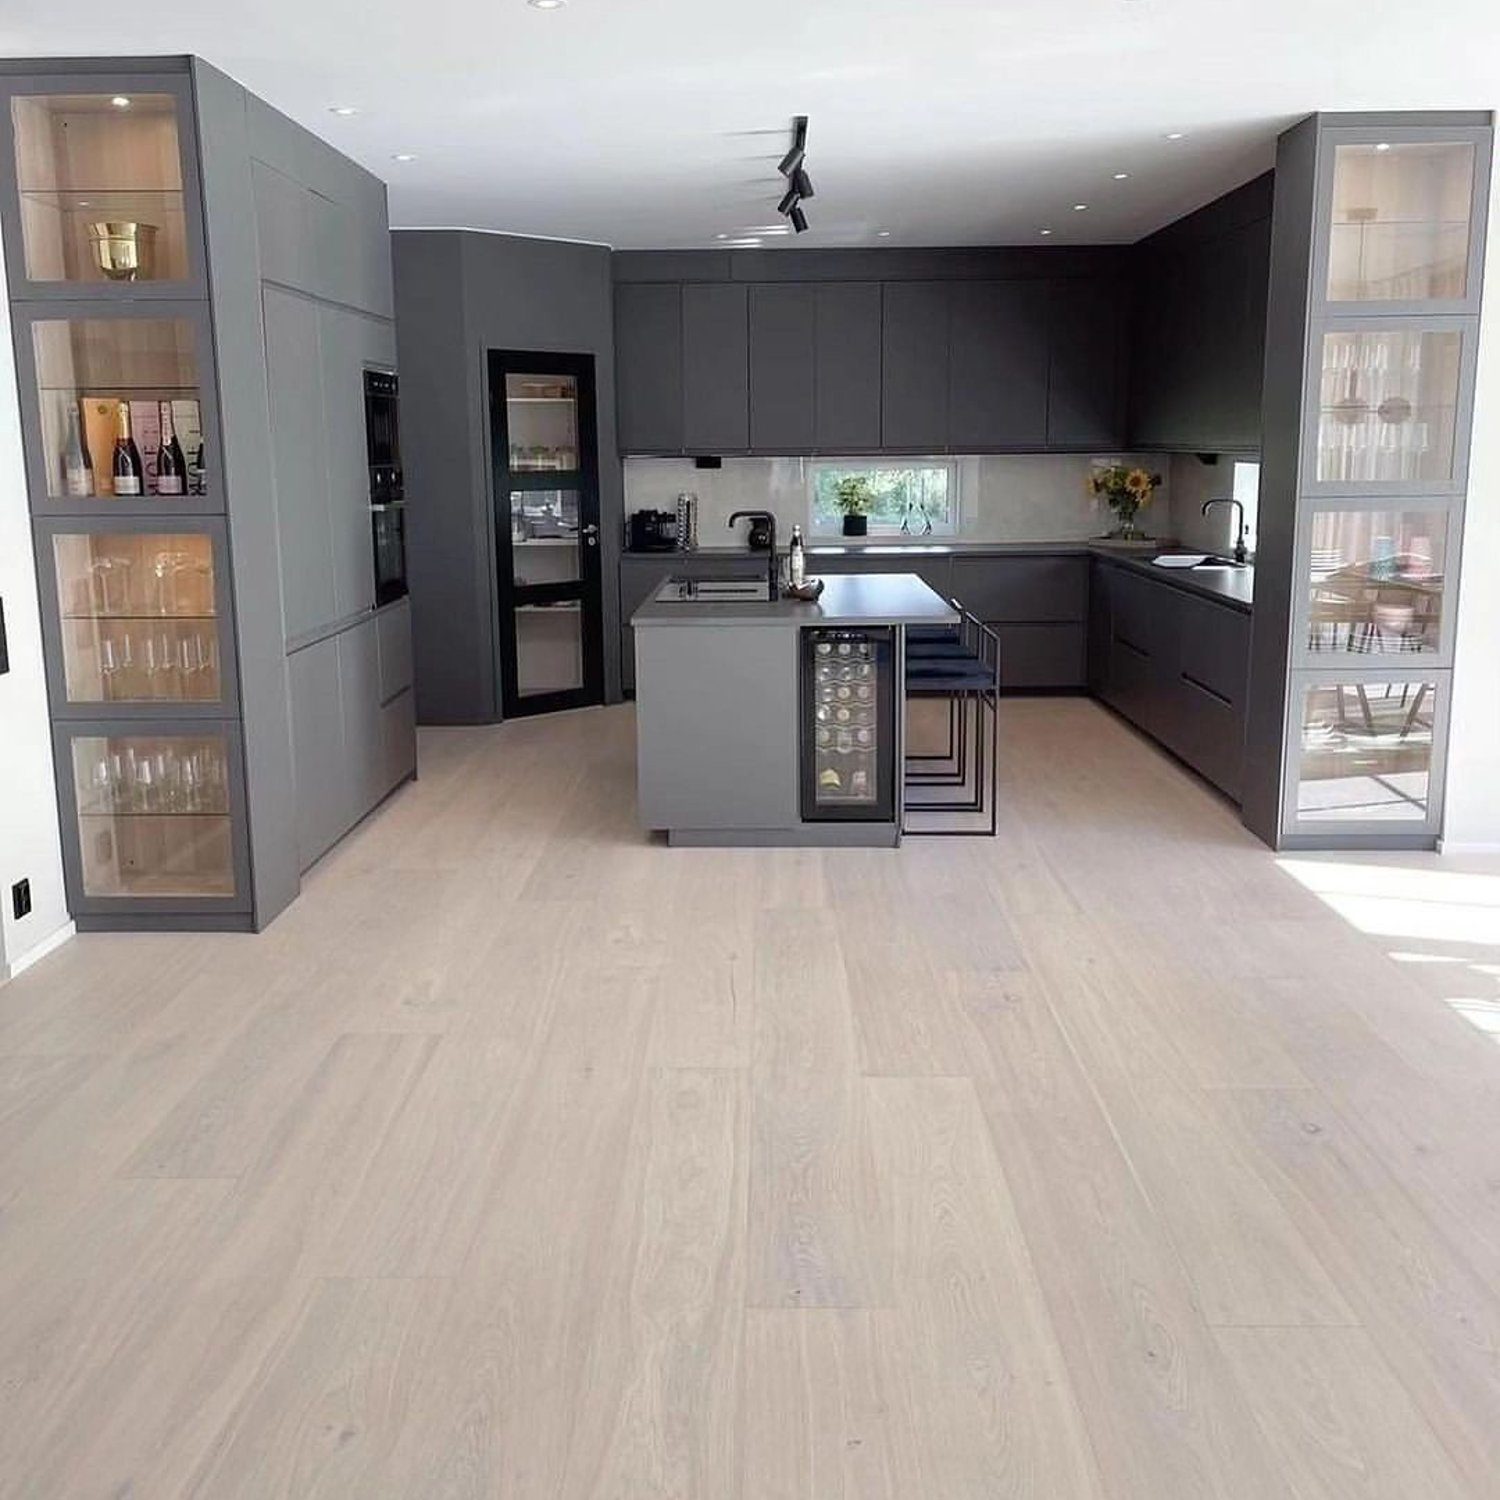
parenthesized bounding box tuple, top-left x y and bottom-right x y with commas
(660, 576, 773, 602)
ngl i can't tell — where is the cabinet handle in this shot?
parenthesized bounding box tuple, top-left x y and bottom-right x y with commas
(1180, 670, 1234, 708)
(1113, 634, 1151, 660)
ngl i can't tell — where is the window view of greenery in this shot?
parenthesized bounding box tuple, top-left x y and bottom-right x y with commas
(809, 463, 955, 533)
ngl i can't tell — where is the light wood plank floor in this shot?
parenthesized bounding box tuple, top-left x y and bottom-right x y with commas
(2, 697, 1499, 1498)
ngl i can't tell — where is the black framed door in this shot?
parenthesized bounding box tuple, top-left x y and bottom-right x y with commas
(488, 350, 605, 717)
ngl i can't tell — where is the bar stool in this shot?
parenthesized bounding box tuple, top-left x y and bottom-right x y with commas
(904, 608, 999, 836)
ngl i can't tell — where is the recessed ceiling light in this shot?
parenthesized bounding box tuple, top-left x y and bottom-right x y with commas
(1040, 228, 1054, 236)
(110, 96, 131, 109)
(1073, 203, 1089, 212)
(1112, 172, 1130, 180)
(1375, 142, 1392, 152)
(528, 0, 566, 8)
(721, 237, 763, 247)
(1165, 131, 1186, 141)
(391, 153, 417, 162)
(877, 230, 892, 237)
(329, 105, 359, 117)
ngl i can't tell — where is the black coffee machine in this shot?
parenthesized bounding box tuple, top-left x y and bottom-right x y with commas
(627, 509, 679, 552)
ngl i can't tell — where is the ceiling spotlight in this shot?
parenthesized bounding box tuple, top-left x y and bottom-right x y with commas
(329, 105, 359, 117)
(793, 167, 815, 200)
(391, 152, 417, 162)
(1073, 203, 1088, 211)
(778, 184, 801, 216)
(1164, 131, 1186, 141)
(790, 204, 809, 234)
(778, 115, 808, 177)
(110, 96, 131, 109)
(1112, 172, 1130, 180)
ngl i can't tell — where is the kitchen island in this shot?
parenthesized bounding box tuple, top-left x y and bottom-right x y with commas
(632, 572, 959, 846)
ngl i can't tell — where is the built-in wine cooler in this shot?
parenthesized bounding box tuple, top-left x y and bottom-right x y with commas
(800, 627, 896, 822)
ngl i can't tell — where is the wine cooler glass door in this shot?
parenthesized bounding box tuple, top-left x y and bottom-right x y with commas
(801, 628, 896, 822)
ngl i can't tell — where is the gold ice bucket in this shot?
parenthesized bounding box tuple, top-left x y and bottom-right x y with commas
(86, 221, 157, 281)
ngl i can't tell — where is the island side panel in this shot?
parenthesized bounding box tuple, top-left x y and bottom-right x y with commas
(635, 622, 800, 832)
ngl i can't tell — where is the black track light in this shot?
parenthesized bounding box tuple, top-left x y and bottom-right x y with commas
(793, 167, 814, 200)
(777, 115, 808, 177)
(790, 203, 809, 234)
(777, 184, 801, 217)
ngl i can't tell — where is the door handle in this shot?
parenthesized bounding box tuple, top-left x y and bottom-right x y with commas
(581, 523, 599, 547)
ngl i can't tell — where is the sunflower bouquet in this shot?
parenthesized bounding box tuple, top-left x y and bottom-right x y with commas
(1089, 462, 1162, 539)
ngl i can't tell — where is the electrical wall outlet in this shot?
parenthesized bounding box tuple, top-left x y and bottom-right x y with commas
(11, 879, 31, 921)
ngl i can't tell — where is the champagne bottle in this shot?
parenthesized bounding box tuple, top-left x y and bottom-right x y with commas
(62, 403, 93, 497)
(192, 441, 206, 496)
(111, 401, 143, 497)
(156, 401, 186, 495)
(788, 523, 806, 589)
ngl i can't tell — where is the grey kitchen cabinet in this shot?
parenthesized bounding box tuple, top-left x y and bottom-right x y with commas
(881, 281, 950, 450)
(810, 550, 954, 601)
(376, 597, 414, 704)
(814, 282, 882, 450)
(337, 614, 386, 818)
(749, 283, 816, 451)
(993, 624, 1087, 689)
(1048, 277, 1125, 447)
(947, 281, 1050, 450)
(287, 634, 345, 871)
(264, 284, 333, 642)
(1128, 173, 1272, 453)
(614, 282, 684, 452)
(1090, 558, 1250, 799)
(682, 283, 749, 452)
(949, 555, 1087, 624)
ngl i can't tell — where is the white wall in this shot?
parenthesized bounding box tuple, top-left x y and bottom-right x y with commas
(624, 452, 1173, 545)
(0, 222, 71, 980)
(1442, 143, 1500, 852)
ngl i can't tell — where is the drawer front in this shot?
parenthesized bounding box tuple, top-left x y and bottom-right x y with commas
(993, 623, 1087, 689)
(1176, 593, 1250, 708)
(952, 555, 1088, 623)
(1172, 674, 1246, 800)
(376, 600, 413, 704)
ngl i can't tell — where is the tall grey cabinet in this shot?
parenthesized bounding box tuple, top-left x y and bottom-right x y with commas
(1245, 112, 1492, 849)
(0, 56, 415, 931)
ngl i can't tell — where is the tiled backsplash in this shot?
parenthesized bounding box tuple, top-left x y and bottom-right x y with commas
(623, 454, 1174, 546)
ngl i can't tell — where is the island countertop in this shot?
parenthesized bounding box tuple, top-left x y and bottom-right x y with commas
(631, 571, 960, 629)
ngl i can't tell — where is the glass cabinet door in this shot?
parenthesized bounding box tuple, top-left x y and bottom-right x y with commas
(24, 309, 211, 505)
(6, 86, 198, 289)
(44, 526, 232, 711)
(1326, 140, 1477, 305)
(1301, 504, 1452, 662)
(504, 372, 580, 474)
(1290, 675, 1441, 828)
(1313, 325, 1468, 487)
(62, 726, 244, 903)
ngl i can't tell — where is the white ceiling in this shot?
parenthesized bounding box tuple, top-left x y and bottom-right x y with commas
(2, 0, 1497, 248)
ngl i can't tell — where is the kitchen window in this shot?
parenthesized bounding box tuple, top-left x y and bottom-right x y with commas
(808, 460, 958, 536)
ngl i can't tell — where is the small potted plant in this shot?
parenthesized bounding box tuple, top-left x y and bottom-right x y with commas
(1089, 462, 1162, 540)
(834, 474, 875, 536)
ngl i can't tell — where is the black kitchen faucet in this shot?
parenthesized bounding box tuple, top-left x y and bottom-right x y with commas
(727, 510, 778, 599)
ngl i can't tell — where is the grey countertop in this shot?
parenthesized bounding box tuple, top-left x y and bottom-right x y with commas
(1093, 548, 1255, 613)
(622, 538, 1161, 560)
(632, 571, 961, 629)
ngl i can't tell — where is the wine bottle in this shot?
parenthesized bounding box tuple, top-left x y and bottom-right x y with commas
(788, 523, 806, 589)
(192, 441, 206, 496)
(156, 401, 187, 495)
(111, 401, 143, 497)
(62, 403, 93, 497)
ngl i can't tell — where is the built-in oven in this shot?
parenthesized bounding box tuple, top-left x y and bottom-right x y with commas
(364, 369, 407, 605)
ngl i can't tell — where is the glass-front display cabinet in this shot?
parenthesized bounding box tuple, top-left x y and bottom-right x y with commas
(1265, 114, 1489, 849)
(13, 302, 216, 511)
(36, 521, 237, 715)
(0, 77, 204, 297)
(56, 723, 247, 911)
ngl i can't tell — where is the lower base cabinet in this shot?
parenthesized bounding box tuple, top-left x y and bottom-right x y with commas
(1091, 560, 1250, 800)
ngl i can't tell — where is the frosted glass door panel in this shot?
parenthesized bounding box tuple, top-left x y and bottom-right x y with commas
(509, 487, 580, 585)
(1315, 329, 1462, 484)
(1327, 142, 1475, 303)
(515, 605, 584, 698)
(1294, 679, 1436, 823)
(505, 373, 579, 471)
(1305, 508, 1448, 657)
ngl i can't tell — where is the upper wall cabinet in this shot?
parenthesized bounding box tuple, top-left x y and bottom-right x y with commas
(749, 283, 816, 451)
(1127, 174, 1272, 453)
(614, 281, 683, 453)
(881, 281, 951, 450)
(0, 75, 208, 300)
(682, 283, 749, 452)
(948, 280, 1050, 450)
(1047, 277, 1125, 447)
(812, 281, 882, 450)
